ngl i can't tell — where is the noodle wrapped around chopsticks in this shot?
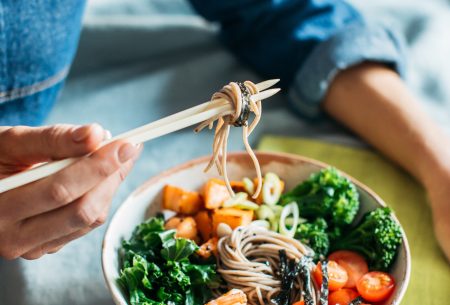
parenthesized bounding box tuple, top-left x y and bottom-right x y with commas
(195, 81, 263, 199)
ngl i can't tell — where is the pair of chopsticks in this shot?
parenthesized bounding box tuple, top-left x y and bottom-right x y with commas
(0, 79, 280, 194)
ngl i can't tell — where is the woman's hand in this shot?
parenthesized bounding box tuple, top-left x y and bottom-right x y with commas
(0, 124, 142, 260)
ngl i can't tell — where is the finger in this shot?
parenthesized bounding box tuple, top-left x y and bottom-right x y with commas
(47, 245, 64, 254)
(0, 124, 105, 166)
(0, 141, 140, 222)
(20, 160, 134, 259)
(18, 158, 136, 259)
(21, 226, 93, 260)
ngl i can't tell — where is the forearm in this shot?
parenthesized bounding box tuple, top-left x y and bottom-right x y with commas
(323, 63, 450, 191)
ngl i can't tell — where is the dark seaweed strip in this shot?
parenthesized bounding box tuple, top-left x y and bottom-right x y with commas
(349, 296, 364, 305)
(319, 260, 328, 305)
(271, 250, 301, 305)
(299, 256, 314, 305)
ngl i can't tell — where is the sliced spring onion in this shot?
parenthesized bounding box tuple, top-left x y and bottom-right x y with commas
(271, 205, 283, 217)
(217, 223, 232, 238)
(262, 172, 282, 205)
(269, 205, 283, 231)
(250, 220, 271, 229)
(242, 177, 255, 195)
(271, 205, 283, 212)
(256, 204, 275, 221)
(223, 192, 259, 210)
(234, 200, 260, 210)
(270, 219, 278, 232)
(279, 202, 299, 238)
(256, 204, 286, 231)
(284, 217, 295, 227)
(284, 216, 308, 226)
(223, 192, 248, 208)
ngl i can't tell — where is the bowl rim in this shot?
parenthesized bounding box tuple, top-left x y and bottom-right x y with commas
(102, 150, 411, 305)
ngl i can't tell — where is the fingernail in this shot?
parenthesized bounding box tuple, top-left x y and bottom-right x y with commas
(104, 130, 112, 140)
(118, 143, 138, 163)
(133, 143, 144, 159)
(72, 125, 91, 142)
(72, 124, 103, 142)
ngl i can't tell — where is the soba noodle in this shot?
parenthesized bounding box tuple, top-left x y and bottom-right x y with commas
(216, 225, 321, 305)
(195, 81, 263, 198)
(194, 81, 323, 305)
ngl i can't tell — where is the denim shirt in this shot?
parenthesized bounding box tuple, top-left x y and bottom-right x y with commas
(0, 0, 86, 125)
(0, 0, 405, 126)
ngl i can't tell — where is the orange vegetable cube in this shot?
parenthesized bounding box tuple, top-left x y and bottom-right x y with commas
(203, 178, 231, 209)
(174, 217, 198, 240)
(194, 210, 213, 242)
(212, 208, 254, 235)
(163, 185, 202, 215)
(206, 289, 247, 305)
(197, 237, 218, 259)
(164, 217, 182, 230)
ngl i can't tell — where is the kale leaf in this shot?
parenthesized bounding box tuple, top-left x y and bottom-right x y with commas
(118, 216, 218, 305)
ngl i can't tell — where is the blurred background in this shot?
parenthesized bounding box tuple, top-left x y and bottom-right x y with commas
(1, 1, 449, 304)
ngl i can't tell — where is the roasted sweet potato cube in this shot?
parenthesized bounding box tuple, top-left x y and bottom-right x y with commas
(163, 185, 202, 215)
(212, 208, 253, 235)
(203, 178, 230, 209)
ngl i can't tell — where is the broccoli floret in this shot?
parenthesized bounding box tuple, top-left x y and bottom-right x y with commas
(280, 167, 360, 227)
(295, 218, 330, 260)
(331, 207, 402, 271)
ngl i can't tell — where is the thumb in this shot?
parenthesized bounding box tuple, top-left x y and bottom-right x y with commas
(0, 124, 107, 165)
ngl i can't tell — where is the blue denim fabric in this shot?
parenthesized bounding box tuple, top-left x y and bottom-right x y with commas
(189, 0, 406, 120)
(289, 20, 407, 119)
(0, 0, 405, 125)
(0, 0, 85, 126)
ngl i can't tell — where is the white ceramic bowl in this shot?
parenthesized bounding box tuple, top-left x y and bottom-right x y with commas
(102, 152, 411, 305)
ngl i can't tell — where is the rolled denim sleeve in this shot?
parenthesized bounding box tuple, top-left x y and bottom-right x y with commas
(289, 21, 406, 118)
(188, 0, 406, 119)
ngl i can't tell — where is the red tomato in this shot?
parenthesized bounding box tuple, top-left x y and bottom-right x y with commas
(292, 301, 304, 305)
(313, 260, 348, 291)
(356, 271, 395, 302)
(329, 250, 369, 288)
(328, 288, 359, 305)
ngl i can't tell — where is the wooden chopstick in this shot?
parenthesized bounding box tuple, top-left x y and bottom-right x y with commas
(0, 80, 280, 193)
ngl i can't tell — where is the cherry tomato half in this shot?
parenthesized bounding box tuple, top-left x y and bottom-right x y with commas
(313, 260, 348, 291)
(328, 288, 359, 305)
(356, 271, 395, 302)
(329, 250, 369, 288)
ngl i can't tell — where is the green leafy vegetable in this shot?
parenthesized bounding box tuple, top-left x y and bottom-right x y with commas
(118, 216, 218, 305)
(331, 207, 402, 271)
(161, 238, 198, 261)
(280, 167, 359, 227)
(295, 218, 330, 260)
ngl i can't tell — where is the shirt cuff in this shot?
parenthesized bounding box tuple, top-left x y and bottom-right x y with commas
(288, 21, 407, 119)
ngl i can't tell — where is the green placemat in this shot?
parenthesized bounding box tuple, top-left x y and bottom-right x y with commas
(258, 136, 450, 304)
